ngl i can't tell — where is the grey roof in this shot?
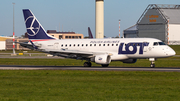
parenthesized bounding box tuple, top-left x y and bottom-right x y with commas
(124, 25, 137, 31)
(161, 9, 180, 24)
(137, 4, 180, 24)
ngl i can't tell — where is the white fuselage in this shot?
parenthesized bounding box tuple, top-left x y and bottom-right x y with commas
(32, 38, 176, 61)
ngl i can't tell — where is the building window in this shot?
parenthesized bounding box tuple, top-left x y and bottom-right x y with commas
(112, 44, 114, 46)
(72, 36, 75, 39)
(99, 44, 101, 46)
(82, 44, 84, 46)
(90, 44, 92, 46)
(94, 44, 96, 46)
(107, 44, 109, 46)
(65, 36, 68, 38)
(69, 36, 72, 39)
(78, 44, 80, 47)
(79, 36, 81, 39)
(61, 45, 63, 47)
(103, 44, 105, 46)
(86, 44, 88, 46)
(52, 35, 54, 37)
(59, 35, 62, 39)
(116, 44, 118, 46)
(65, 44, 67, 47)
(74, 44, 76, 47)
(69, 44, 71, 47)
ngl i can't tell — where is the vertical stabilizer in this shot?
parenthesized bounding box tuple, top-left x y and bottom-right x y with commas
(88, 27, 93, 38)
(23, 9, 55, 40)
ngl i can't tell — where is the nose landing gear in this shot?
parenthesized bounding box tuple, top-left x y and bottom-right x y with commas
(149, 58, 155, 68)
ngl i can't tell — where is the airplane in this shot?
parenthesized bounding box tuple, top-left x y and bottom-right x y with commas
(88, 27, 93, 38)
(21, 9, 176, 68)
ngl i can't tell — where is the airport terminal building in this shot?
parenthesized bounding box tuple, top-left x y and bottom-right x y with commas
(124, 4, 180, 45)
(5, 31, 84, 50)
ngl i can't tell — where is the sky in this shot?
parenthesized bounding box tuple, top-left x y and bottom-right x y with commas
(1, 0, 180, 38)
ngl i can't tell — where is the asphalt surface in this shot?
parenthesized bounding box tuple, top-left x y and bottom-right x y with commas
(0, 65, 180, 72)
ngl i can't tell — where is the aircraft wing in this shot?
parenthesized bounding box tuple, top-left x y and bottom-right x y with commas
(16, 42, 35, 50)
(45, 49, 108, 59)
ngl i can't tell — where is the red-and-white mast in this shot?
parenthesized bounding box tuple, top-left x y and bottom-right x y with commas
(12, 3, 16, 55)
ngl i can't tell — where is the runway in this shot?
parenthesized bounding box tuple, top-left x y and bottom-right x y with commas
(0, 65, 180, 72)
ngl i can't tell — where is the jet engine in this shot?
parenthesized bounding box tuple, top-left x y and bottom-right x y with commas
(121, 59, 137, 63)
(94, 55, 111, 64)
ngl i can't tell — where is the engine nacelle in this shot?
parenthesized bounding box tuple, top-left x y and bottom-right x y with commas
(95, 55, 111, 64)
(122, 59, 137, 63)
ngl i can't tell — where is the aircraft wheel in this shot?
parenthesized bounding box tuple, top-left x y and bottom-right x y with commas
(150, 64, 155, 68)
(84, 62, 92, 67)
(101, 64, 109, 67)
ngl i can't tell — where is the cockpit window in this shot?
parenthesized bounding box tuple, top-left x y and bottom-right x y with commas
(158, 42, 166, 45)
(153, 42, 158, 46)
(153, 42, 166, 46)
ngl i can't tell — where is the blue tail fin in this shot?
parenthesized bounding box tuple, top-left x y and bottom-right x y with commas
(23, 9, 55, 40)
(88, 27, 93, 38)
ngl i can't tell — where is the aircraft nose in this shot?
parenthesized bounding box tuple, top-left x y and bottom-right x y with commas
(169, 49, 176, 56)
(167, 48, 176, 56)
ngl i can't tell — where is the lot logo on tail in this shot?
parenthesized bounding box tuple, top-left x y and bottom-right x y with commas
(25, 16, 40, 36)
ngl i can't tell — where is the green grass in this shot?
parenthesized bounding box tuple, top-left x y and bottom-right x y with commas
(0, 58, 179, 67)
(0, 46, 179, 100)
(0, 70, 180, 101)
(169, 45, 180, 55)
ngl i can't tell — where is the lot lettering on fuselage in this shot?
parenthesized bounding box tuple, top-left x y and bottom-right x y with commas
(90, 40, 120, 44)
(118, 42, 149, 54)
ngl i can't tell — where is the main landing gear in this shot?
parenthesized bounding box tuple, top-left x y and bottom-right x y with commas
(84, 62, 92, 67)
(149, 58, 155, 68)
(83, 62, 109, 67)
(101, 64, 109, 67)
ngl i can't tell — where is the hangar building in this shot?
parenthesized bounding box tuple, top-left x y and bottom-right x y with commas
(124, 25, 138, 38)
(125, 4, 180, 45)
